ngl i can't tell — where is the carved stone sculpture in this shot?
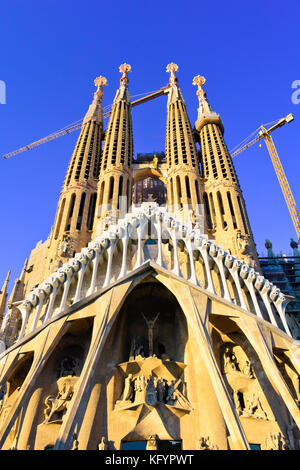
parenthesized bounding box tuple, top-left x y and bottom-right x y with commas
(224, 347, 239, 373)
(43, 376, 77, 424)
(244, 393, 268, 420)
(197, 436, 219, 450)
(98, 436, 108, 450)
(146, 434, 158, 450)
(57, 355, 80, 378)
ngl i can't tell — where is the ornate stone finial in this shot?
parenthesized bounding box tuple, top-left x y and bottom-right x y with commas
(166, 63, 179, 86)
(192, 75, 206, 101)
(119, 63, 131, 87)
(94, 76, 108, 100)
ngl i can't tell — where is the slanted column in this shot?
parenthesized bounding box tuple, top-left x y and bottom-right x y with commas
(17, 387, 43, 450)
(235, 315, 300, 429)
(53, 282, 135, 450)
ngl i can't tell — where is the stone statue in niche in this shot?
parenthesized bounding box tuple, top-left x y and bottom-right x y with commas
(58, 234, 73, 258)
(121, 373, 134, 402)
(236, 231, 255, 267)
(244, 392, 268, 420)
(43, 376, 77, 424)
(98, 436, 108, 450)
(72, 433, 79, 450)
(146, 434, 158, 450)
(166, 378, 190, 409)
(197, 436, 219, 450)
(242, 360, 255, 379)
(265, 432, 290, 450)
(134, 375, 147, 403)
(129, 336, 145, 361)
(232, 390, 244, 416)
(145, 378, 157, 406)
(224, 347, 240, 373)
(57, 355, 81, 379)
(154, 377, 167, 403)
(142, 312, 160, 357)
(116, 369, 191, 412)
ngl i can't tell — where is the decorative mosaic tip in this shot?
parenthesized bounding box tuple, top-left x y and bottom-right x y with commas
(119, 63, 131, 87)
(94, 76, 108, 89)
(119, 63, 132, 74)
(92, 76, 108, 101)
(166, 63, 178, 85)
(192, 75, 206, 87)
(192, 75, 206, 100)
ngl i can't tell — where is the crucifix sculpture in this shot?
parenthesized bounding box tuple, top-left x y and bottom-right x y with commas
(142, 312, 160, 356)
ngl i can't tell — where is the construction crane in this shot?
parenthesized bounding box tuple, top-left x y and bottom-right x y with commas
(231, 113, 300, 242)
(2, 85, 170, 160)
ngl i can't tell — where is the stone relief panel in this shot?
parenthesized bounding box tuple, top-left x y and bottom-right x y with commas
(221, 344, 271, 421)
(114, 312, 191, 415)
(42, 354, 81, 425)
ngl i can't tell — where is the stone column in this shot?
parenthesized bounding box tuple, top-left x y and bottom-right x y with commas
(17, 387, 43, 450)
(78, 383, 102, 449)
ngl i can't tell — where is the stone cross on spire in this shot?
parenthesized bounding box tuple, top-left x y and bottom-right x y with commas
(119, 63, 131, 87)
(193, 75, 211, 115)
(166, 63, 179, 86)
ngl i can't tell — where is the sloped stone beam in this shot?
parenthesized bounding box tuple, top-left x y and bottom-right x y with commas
(0, 318, 69, 448)
(5, 203, 295, 347)
(53, 276, 146, 449)
(153, 273, 250, 450)
(87, 238, 108, 295)
(29, 289, 46, 332)
(225, 256, 248, 310)
(209, 245, 231, 302)
(235, 315, 300, 429)
(255, 277, 278, 327)
(58, 266, 74, 314)
(194, 235, 215, 294)
(240, 265, 263, 319)
(73, 249, 94, 303)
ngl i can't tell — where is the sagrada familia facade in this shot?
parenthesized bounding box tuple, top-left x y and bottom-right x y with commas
(0, 63, 299, 450)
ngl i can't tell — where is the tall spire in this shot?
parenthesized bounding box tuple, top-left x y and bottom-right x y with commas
(113, 63, 131, 103)
(165, 63, 203, 226)
(0, 270, 10, 327)
(94, 64, 133, 234)
(193, 75, 259, 269)
(83, 76, 107, 124)
(193, 75, 212, 116)
(193, 75, 224, 133)
(42, 75, 108, 275)
(166, 62, 184, 105)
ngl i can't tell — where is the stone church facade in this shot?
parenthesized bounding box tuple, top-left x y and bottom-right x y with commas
(0, 63, 299, 450)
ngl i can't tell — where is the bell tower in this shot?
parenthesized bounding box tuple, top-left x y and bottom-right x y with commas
(94, 63, 133, 235)
(165, 64, 204, 226)
(193, 75, 260, 269)
(45, 76, 107, 273)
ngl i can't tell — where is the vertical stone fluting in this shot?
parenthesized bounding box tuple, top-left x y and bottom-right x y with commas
(165, 64, 204, 228)
(45, 76, 107, 275)
(193, 75, 260, 270)
(94, 64, 133, 236)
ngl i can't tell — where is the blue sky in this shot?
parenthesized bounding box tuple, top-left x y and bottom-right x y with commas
(1, 0, 300, 294)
